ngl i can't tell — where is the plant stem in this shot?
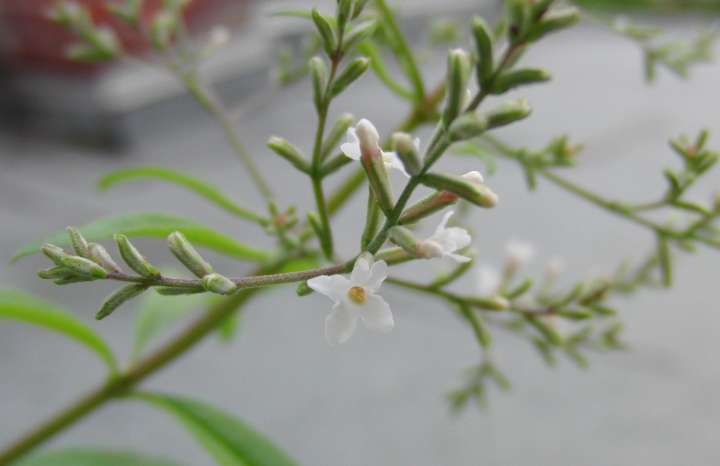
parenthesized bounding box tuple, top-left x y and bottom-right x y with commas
(0, 260, 280, 465)
(181, 71, 273, 201)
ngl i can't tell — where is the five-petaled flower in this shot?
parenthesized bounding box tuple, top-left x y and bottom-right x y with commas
(307, 254, 394, 345)
(419, 211, 473, 263)
(341, 119, 410, 177)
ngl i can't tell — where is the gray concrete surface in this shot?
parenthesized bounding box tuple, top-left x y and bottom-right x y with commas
(1, 16, 720, 466)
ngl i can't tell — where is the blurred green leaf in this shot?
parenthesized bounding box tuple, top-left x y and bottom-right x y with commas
(132, 288, 217, 360)
(98, 167, 266, 224)
(0, 290, 116, 371)
(12, 213, 274, 263)
(138, 393, 301, 466)
(16, 448, 183, 466)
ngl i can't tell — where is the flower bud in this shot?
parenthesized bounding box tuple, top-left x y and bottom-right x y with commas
(115, 234, 161, 279)
(203, 273, 237, 295)
(443, 48, 471, 125)
(42, 244, 69, 266)
(448, 113, 489, 141)
(527, 7, 581, 42)
(108, 0, 142, 25)
(337, 0, 353, 28)
(391, 132, 422, 176)
(485, 98, 532, 129)
(88, 242, 122, 273)
(156, 287, 205, 296)
(420, 172, 498, 208)
(330, 57, 370, 98)
(491, 68, 551, 94)
(312, 8, 337, 56)
(61, 255, 108, 279)
(352, 0, 370, 19)
(96, 284, 148, 320)
(168, 231, 214, 278)
(399, 191, 458, 225)
(356, 119, 380, 154)
(66, 226, 90, 258)
(37, 266, 73, 280)
(267, 136, 310, 173)
(466, 295, 510, 311)
(356, 120, 394, 215)
(150, 11, 177, 49)
(389, 226, 423, 257)
(310, 56, 327, 110)
(343, 20, 378, 51)
(471, 16, 494, 84)
(322, 113, 355, 159)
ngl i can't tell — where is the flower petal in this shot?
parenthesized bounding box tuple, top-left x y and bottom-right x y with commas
(350, 254, 372, 285)
(435, 210, 455, 235)
(443, 227, 472, 251)
(325, 304, 358, 345)
(359, 294, 394, 333)
(307, 274, 351, 303)
(366, 260, 388, 292)
(340, 128, 361, 160)
(382, 151, 410, 178)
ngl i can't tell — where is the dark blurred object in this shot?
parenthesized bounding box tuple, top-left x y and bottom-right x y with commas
(571, 0, 720, 11)
(0, 0, 252, 147)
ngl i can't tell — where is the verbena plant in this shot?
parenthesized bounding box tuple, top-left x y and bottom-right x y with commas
(1, 0, 718, 465)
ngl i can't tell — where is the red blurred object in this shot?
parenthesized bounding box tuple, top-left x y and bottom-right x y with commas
(0, 0, 236, 75)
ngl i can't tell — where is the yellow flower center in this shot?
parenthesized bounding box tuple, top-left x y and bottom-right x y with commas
(347, 286, 367, 304)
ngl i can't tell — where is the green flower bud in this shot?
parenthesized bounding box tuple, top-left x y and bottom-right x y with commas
(155, 287, 206, 296)
(66, 226, 90, 258)
(168, 231, 214, 278)
(491, 68, 551, 94)
(61, 255, 108, 279)
(526, 316, 562, 345)
(343, 20, 378, 51)
(485, 98, 532, 129)
(202, 273, 237, 295)
(312, 8, 337, 56)
(42, 244, 68, 266)
(466, 295, 510, 311)
(54, 276, 96, 285)
(448, 113, 489, 141)
(557, 309, 593, 320)
(352, 0, 370, 19)
(96, 284, 148, 320)
(389, 226, 423, 257)
(310, 56, 327, 111)
(399, 191, 459, 225)
(108, 0, 142, 25)
(471, 16, 494, 85)
(37, 266, 73, 280)
(88, 243, 122, 273)
(443, 48, 471, 125)
(420, 172, 498, 208)
(391, 132, 422, 176)
(267, 136, 310, 173)
(322, 113, 355, 159)
(330, 57, 370, 98)
(150, 10, 177, 50)
(115, 234, 160, 279)
(337, 0, 353, 28)
(527, 7, 581, 42)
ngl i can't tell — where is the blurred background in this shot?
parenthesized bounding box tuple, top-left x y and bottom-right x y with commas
(1, 0, 720, 465)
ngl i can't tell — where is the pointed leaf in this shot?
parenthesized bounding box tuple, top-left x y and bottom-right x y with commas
(12, 213, 274, 263)
(0, 290, 116, 371)
(98, 167, 266, 224)
(16, 448, 183, 466)
(138, 393, 301, 466)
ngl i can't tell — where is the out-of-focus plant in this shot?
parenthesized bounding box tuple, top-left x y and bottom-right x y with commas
(0, 0, 718, 464)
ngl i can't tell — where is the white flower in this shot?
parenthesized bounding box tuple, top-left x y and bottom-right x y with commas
(307, 254, 394, 345)
(545, 256, 565, 281)
(477, 265, 501, 296)
(420, 211, 472, 263)
(341, 119, 410, 177)
(208, 26, 230, 48)
(462, 170, 499, 205)
(506, 240, 535, 269)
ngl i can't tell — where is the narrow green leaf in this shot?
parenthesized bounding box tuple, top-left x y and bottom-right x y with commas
(98, 167, 266, 224)
(13, 212, 274, 263)
(138, 393, 302, 466)
(0, 290, 116, 371)
(16, 448, 183, 466)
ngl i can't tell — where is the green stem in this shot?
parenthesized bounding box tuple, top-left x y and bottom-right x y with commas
(181, 71, 273, 200)
(0, 261, 278, 465)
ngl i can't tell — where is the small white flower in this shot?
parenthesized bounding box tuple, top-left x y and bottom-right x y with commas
(208, 26, 230, 48)
(545, 256, 565, 281)
(477, 265, 501, 296)
(307, 254, 393, 345)
(341, 119, 410, 177)
(506, 240, 535, 269)
(420, 211, 472, 263)
(462, 170, 499, 205)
